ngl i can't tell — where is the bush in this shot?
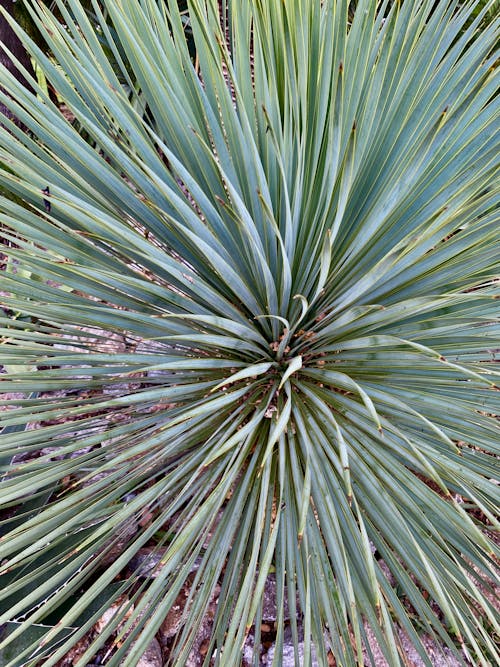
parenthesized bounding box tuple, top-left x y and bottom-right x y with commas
(0, 1, 498, 665)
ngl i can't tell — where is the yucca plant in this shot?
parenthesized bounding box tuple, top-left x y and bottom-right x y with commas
(0, 0, 498, 665)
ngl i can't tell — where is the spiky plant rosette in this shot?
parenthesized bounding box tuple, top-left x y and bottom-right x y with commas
(0, 0, 498, 665)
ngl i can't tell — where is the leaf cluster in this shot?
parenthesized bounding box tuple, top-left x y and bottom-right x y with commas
(0, 1, 498, 665)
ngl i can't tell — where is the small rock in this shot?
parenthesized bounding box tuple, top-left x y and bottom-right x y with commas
(262, 626, 319, 666)
(261, 574, 297, 622)
(361, 623, 463, 667)
(136, 638, 163, 667)
(397, 629, 462, 667)
(127, 547, 168, 578)
(158, 583, 192, 644)
(159, 583, 221, 665)
(361, 623, 390, 667)
(242, 633, 256, 666)
(261, 574, 279, 622)
(94, 596, 132, 635)
(264, 640, 320, 666)
(184, 617, 213, 667)
(54, 597, 132, 667)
